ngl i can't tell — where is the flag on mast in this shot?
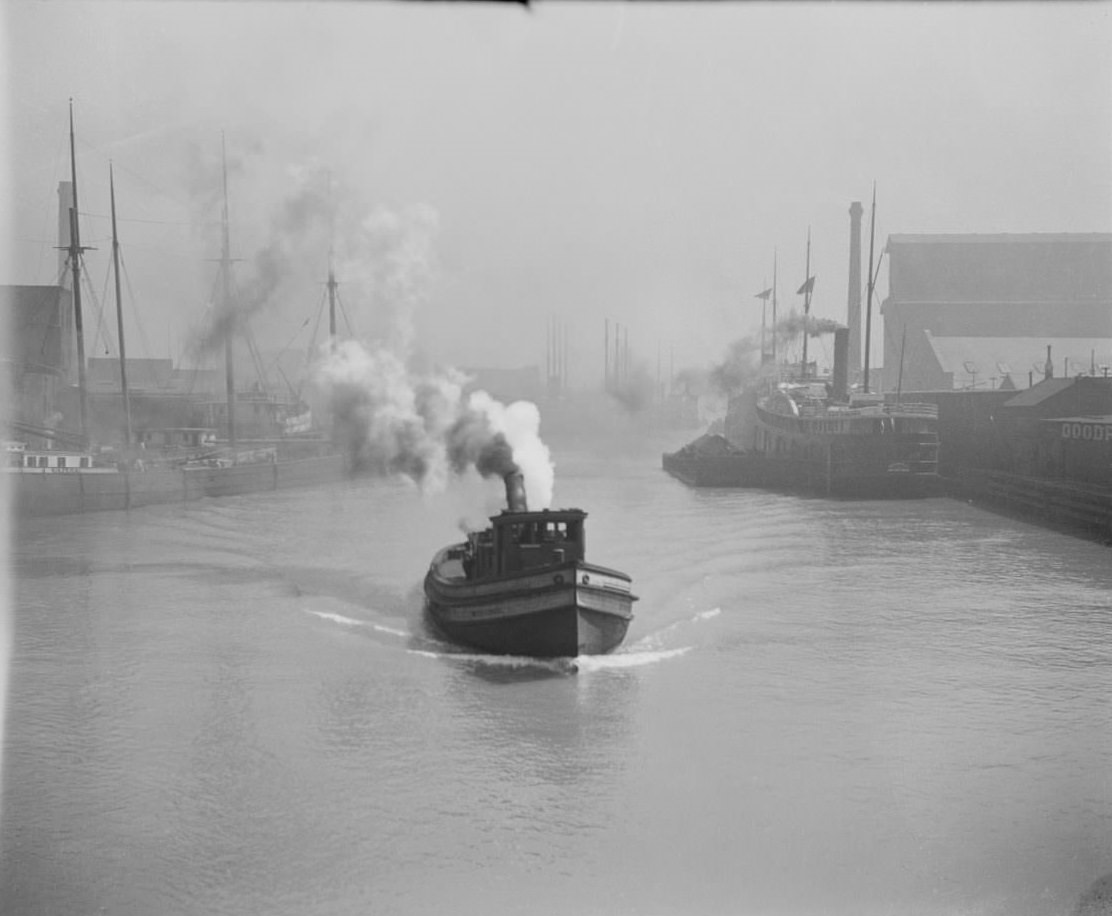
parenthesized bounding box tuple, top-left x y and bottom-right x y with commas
(796, 276, 815, 296)
(754, 288, 772, 301)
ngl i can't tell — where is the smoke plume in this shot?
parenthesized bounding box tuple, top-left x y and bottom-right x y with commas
(191, 160, 335, 358)
(708, 335, 761, 395)
(774, 313, 844, 341)
(315, 339, 555, 509)
(608, 364, 656, 414)
(339, 204, 440, 355)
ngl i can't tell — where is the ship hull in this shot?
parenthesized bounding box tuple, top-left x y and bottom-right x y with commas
(662, 449, 779, 488)
(10, 452, 347, 518)
(663, 444, 939, 496)
(423, 553, 634, 658)
(751, 401, 941, 498)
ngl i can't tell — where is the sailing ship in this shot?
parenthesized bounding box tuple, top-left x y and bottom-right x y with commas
(423, 471, 636, 657)
(7, 107, 346, 517)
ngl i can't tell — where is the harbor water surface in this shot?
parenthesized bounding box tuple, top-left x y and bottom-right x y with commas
(4, 438, 1111, 915)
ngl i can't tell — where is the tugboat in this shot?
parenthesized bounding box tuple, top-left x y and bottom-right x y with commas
(423, 471, 636, 657)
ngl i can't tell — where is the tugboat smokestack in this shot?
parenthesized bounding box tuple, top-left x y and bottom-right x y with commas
(504, 470, 528, 513)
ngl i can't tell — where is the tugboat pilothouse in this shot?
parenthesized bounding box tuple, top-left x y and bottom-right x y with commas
(423, 471, 636, 658)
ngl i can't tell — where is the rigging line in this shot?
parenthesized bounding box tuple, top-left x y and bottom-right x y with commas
(118, 247, 156, 360)
(86, 259, 116, 360)
(36, 277, 68, 360)
(269, 315, 313, 377)
(243, 324, 268, 390)
(77, 210, 218, 229)
(33, 123, 72, 284)
(274, 363, 300, 404)
(307, 289, 327, 362)
(336, 290, 357, 339)
(107, 157, 208, 215)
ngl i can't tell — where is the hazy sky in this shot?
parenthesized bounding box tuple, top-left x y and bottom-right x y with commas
(3, 1, 1110, 382)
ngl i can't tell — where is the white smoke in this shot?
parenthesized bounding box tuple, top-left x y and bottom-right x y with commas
(314, 339, 555, 509)
(305, 191, 554, 511)
(337, 203, 440, 354)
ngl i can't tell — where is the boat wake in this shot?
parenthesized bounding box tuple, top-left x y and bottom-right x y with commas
(409, 643, 690, 674)
(574, 646, 690, 671)
(402, 607, 718, 673)
(408, 647, 578, 676)
(627, 606, 722, 650)
(305, 608, 408, 638)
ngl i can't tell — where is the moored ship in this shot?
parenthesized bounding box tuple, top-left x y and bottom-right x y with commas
(423, 471, 636, 658)
(751, 378, 940, 497)
(664, 328, 941, 497)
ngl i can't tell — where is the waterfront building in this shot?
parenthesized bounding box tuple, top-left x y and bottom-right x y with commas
(881, 233, 1112, 392)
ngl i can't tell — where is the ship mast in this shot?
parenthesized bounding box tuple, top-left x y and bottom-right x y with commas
(771, 249, 778, 366)
(863, 182, 877, 394)
(326, 170, 338, 345)
(67, 99, 90, 445)
(220, 134, 236, 451)
(759, 277, 767, 363)
(800, 228, 812, 380)
(109, 163, 132, 447)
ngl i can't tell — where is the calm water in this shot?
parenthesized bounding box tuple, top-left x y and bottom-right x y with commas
(3, 439, 1111, 915)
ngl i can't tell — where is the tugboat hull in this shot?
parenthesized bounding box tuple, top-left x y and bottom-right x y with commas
(423, 554, 634, 658)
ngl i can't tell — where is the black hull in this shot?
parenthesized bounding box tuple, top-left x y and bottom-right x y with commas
(425, 599, 631, 658)
(663, 450, 780, 488)
(663, 448, 940, 498)
(423, 558, 635, 658)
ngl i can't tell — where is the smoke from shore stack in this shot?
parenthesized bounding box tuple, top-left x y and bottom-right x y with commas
(775, 314, 845, 340)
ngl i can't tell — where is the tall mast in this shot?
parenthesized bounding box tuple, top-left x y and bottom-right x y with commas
(863, 182, 877, 394)
(604, 318, 609, 392)
(614, 322, 621, 386)
(67, 99, 89, 444)
(801, 228, 811, 380)
(771, 249, 778, 364)
(220, 134, 236, 451)
(563, 321, 568, 391)
(326, 170, 338, 344)
(327, 262, 338, 343)
(759, 277, 767, 363)
(109, 163, 132, 447)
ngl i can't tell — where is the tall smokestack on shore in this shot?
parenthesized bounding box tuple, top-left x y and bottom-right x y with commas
(847, 201, 863, 379)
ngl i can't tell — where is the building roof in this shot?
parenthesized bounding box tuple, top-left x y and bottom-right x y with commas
(925, 336, 1112, 390)
(87, 357, 175, 391)
(1005, 375, 1112, 410)
(888, 233, 1112, 246)
(885, 234, 1112, 303)
(1002, 378, 1077, 407)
